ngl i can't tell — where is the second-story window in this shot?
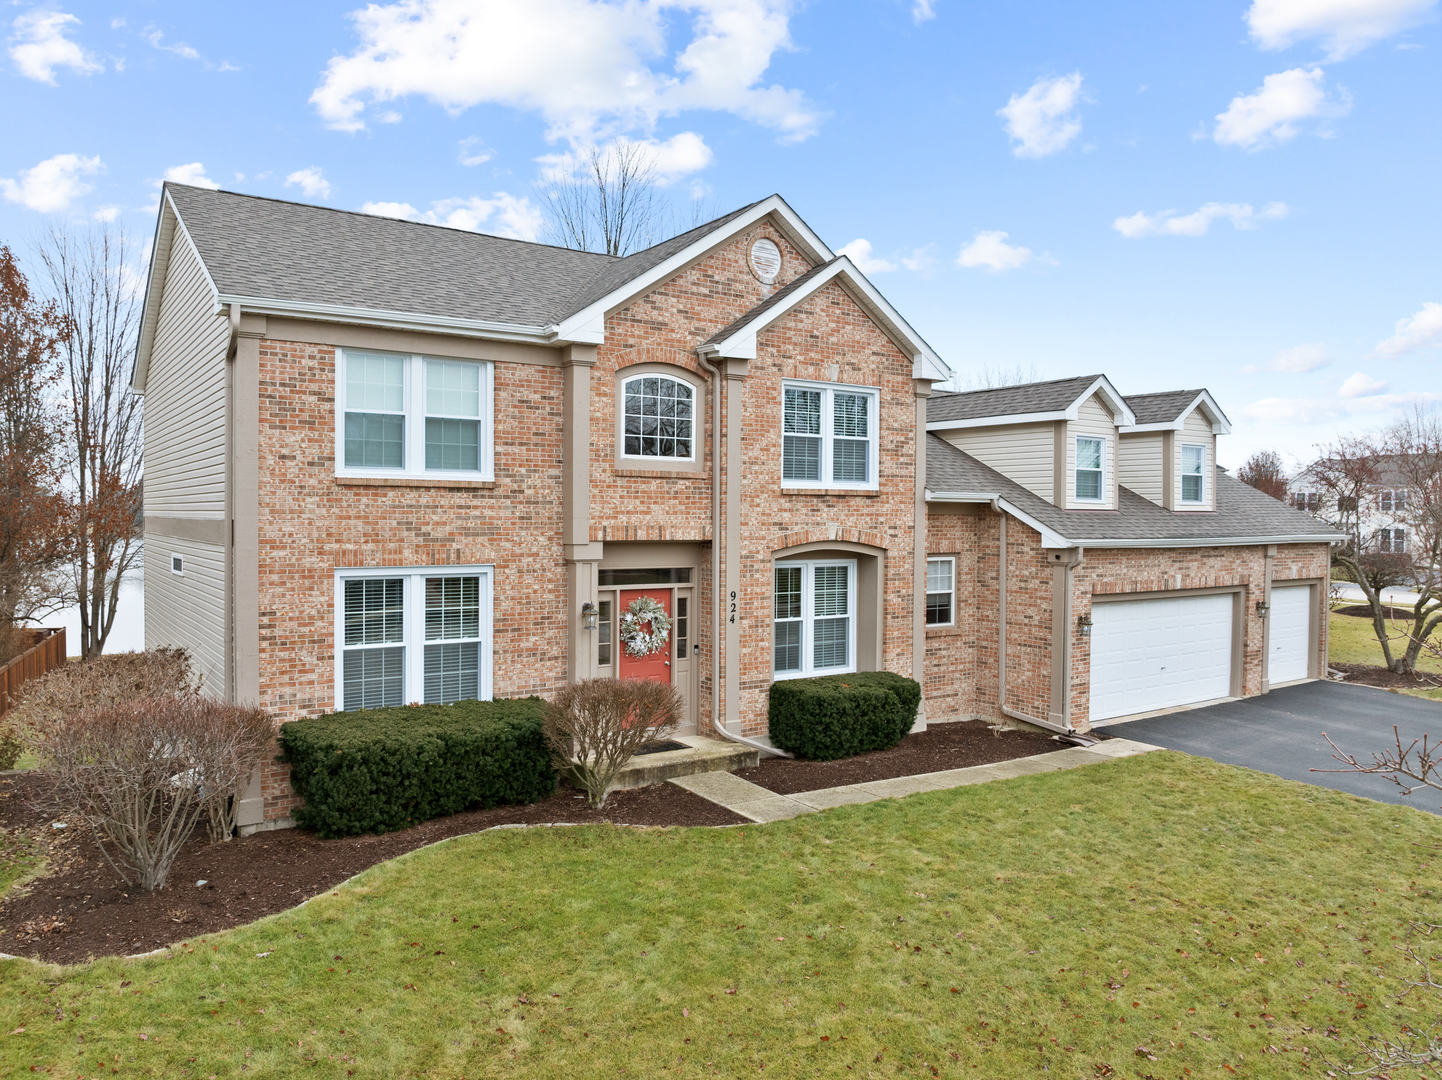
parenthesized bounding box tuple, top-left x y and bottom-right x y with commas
(1075, 437, 1104, 501)
(1181, 444, 1206, 503)
(782, 381, 878, 489)
(1292, 491, 1320, 512)
(622, 374, 694, 460)
(1381, 489, 1407, 513)
(340, 349, 493, 480)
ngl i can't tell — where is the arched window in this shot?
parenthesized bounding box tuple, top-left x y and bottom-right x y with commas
(622, 374, 695, 460)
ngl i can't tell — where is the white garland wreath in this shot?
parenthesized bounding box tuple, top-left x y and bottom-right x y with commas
(619, 596, 672, 659)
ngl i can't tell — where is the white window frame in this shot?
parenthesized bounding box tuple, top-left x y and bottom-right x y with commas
(170, 553, 184, 576)
(925, 556, 955, 627)
(772, 559, 857, 680)
(333, 564, 494, 710)
(1180, 443, 1207, 504)
(780, 379, 880, 491)
(1293, 491, 1320, 512)
(1380, 528, 1407, 554)
(619, 371, 698, 464)
(336, 349, 495, 481)
(1074, 436, 1105, 503)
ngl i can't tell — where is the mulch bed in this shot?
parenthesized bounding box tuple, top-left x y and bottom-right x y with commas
(1331, 662, 1442, 692)
(736, 720, 1068, 795)
(0, 772, 745, 966)
(1334, 604, 1428, 621)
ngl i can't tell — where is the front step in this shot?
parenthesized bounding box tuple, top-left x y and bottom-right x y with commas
(608, 735, 759, 792)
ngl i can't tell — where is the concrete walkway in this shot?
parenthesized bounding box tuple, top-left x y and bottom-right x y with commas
(668, 737, 1162, 823)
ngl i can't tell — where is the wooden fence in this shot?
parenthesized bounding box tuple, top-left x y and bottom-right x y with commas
(0, 628, 67, 719)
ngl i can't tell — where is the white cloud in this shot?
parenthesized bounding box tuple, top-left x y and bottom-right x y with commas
(1241, 389, 1442, 423)
(1372, 301, 1442, 358)
(1246, 0, 1437, 59)
(458, 137, 492, 166)
(837, 239, 897, 274)
(285, 166, 332, 199)
(310, 0, 820, 145)
(9, 10, 102, 84)
(359, 193, 544, 241)
(900, 247, 937, 272)
(0, 153, 103, 212)
(1213, 68, 1348, 150)
(912, 0, 936, 23)
(997, 72, 1084, 158)
(1339, 371, 1388, 397)
(161, 162, 220, 189)
(92, 204, 120, 222)
(1112, 201, 1288, 238)
(537, 132, 714, 185)
(1269, 342, 1333, 373)
(144, 27, 200, 60)
(957, 230, 1034, 272)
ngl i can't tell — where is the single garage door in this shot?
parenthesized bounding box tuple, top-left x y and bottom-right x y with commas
(1268, 585, 1312, 684)
(1089, 593, 1234, 723)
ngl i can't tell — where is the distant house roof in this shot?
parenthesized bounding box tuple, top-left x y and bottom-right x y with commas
(1122, 389, 1231, 433)
(928, 374, 1135, 429)
(925, 435, 1342, 549)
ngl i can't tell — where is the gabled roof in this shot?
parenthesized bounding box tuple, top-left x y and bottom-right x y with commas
(927, 374, 1135, 430)
(134, 186, 872, 389)
(1121, 389, 1232, 434)
(697, 258, 953, 383)
(925, 434, 1343, 549)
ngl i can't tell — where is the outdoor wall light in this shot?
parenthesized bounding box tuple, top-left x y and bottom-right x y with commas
(1077, 613, 1093, 638)
(1255, 601, 1270, 618)
(580, 601, 598, 631)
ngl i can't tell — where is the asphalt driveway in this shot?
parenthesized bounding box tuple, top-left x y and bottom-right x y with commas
(1105, 680, 1442, 815)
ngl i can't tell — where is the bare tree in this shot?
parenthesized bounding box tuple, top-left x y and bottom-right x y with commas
(35, 224, 143, 658)
(1236, 449, 1289, 501)
(541, 677, 682, 807)
(0, 245, 71, 650)
(954, 364, 1040, 392)
(540, 142, 665, 257)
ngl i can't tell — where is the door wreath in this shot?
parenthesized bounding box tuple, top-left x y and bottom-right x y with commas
(619, 596, 672, 659)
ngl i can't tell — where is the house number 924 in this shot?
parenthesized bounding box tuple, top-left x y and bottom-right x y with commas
(729, 590, 737, 624)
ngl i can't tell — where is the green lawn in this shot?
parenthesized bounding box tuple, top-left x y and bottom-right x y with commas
(4, 752, 1441, 1078)
(1329, 609, 1442, 701)
(0, 829, 42, 901)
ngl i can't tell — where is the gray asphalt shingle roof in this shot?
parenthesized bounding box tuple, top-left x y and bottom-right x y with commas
(928, 375, 1103, 424)
(699, 260, 835, 348)
(926, 434, 1342, 544)
(1125, 390, 1207, 425)
(165, 184, 759, 329)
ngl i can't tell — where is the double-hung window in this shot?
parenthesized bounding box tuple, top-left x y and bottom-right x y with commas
(781, 381, 879, 489)
(1180, 444, 1206, 504)
(1381, 489, 1407, 513)
(773, 560, 856, 678)
(926, 557, 955, 626)
(1380, 528, 1408, 554)
(1075, 437, 1104, 502)
(340, 349, 493, 480)
(337, 565, 492, 710)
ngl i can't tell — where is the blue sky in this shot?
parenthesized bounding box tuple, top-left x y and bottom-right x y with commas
(4, 0, 1440, 473)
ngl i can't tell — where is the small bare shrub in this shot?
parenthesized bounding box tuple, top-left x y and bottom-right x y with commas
(33, 694, 274, 890)
(11, 647, 197, 734)
(542, 678, 682, 808)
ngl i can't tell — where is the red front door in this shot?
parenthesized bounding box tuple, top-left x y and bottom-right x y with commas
(617, 589, 672, 684)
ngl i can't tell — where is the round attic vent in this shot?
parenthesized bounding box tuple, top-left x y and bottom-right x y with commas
(749, 238, 782, 284)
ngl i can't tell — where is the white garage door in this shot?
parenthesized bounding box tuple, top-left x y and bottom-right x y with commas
(1268, 585, 1312, 684)
(1089, 593, 1234, 723)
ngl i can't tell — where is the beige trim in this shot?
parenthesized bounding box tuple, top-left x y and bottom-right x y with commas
(233, 319, 262, 707)
(772, 546, 885, 674)
(913, 381, 929, 722)
(1052, 420, 1066, 505)
(147, 516, 227, 546)
(600, 542, 704, 569)
(723, 358, 747, 729)
(1090, 584, 1247, 698)
(612, 362, 707, 474)
(334, 476, 496, 490)
(264, 316, 563, 367)
(1261, 545, 1275, 692)
(1160, 430, 1176, 511)
(562, 344, 599, 683)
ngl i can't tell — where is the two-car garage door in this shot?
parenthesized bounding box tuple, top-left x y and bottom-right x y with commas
(1089, 593, 1234, 723)
(1088, 586, 1315, 723)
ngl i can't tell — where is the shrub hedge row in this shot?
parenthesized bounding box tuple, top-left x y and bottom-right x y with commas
(277, 698, 555, 838)
(766, 670, 922, 761)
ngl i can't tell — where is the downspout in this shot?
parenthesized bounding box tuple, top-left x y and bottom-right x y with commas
(996, 506, 1090, 740)
(695, 351, 790, 758)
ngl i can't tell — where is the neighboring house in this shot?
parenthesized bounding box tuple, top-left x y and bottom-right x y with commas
(1288, 461, 1412, 555)
(134, 185, 1342, 832)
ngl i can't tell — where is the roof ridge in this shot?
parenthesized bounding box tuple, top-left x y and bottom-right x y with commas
(942, 373, 1103, 398)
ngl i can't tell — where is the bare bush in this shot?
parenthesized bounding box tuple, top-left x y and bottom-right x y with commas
(542, 678, 682, 808)
(11, 648, 196, 736)
(31, 694, 273, 890)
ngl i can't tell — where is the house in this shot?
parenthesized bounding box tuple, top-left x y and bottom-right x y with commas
(133, 184, 1341, 832)
(1288, 460, 1413, 555)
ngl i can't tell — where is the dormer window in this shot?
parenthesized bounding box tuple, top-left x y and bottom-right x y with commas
(1075, 437, 1104, 501)
(1181, 444, 1206, 503)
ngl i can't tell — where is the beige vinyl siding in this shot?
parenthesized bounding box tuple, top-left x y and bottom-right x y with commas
(940, 423, 1054, 500)
(144, 535, 225, 697)
(1176, 409, 1216, 511)
(142, 231, 229, 518)
(1118, 432, 1164, 505)
(1066, 394, 1117, 509)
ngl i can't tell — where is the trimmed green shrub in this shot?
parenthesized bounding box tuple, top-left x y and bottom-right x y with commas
(278, 698, 555, 838)
(767, 671, 921, 761)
